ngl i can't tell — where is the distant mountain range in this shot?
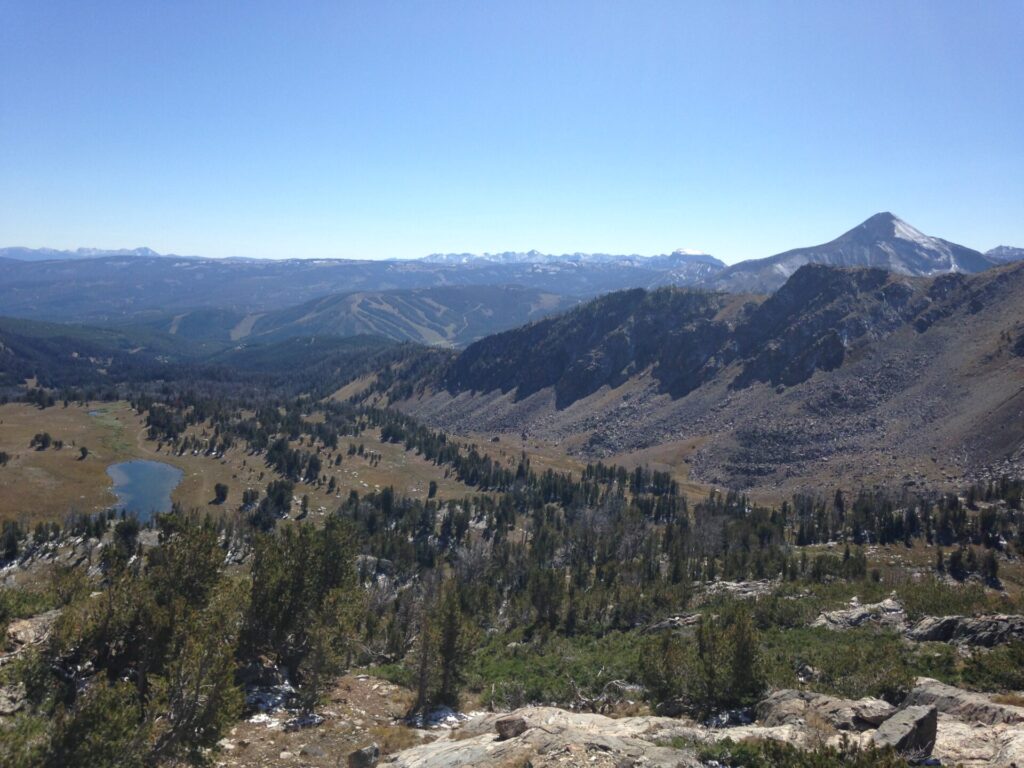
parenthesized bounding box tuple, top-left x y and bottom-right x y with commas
(1, 214, 1020, 346)
(421, 248, 720, 266)
(0, 248, 720, 325)
(0, 246, 167, 261)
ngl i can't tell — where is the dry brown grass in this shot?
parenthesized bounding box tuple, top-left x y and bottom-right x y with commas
(992, 693, 1024, 708)
(366, 724, 429, 754)
(0, 401, 483, 527)
(329, 374, 379, 403)
(0, 402, 138, 525)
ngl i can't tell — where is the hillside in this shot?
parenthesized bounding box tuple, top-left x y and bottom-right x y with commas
(0, 315, 406, 399)
(398, 261, 1024, 494)
(148, 285, 578, 347)
(0, 316, 202, 392)
(706, 213, 995, 293)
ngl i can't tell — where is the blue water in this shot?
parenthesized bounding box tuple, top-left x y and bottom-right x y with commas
(106, 460, 183, 522)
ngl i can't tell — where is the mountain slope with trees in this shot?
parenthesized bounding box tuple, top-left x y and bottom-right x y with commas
(397, 261, 1024, 493)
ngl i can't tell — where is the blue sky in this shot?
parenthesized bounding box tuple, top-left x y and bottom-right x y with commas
(1, 1, 1021, 263)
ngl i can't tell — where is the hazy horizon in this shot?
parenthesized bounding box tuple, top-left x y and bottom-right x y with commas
(2, 2, 1022, 262)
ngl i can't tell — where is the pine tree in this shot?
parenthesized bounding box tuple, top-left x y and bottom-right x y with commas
(436, 586, 466, 708)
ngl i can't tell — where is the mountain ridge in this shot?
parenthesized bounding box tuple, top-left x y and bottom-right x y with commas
(391, 260, 1024, 494)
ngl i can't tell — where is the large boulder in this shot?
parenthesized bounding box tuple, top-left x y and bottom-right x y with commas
(904, 678, 1024, 725)
(810, 595, 907, 632)
(907, 615, 1024, 647)
(495, 715, 528, 740)
(872, 705, 938, 753)
(757, 689, 894, 731)
(347, 743, 380, 768)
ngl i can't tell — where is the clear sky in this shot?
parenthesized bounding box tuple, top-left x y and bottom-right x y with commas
(1, 1, 1021, 263)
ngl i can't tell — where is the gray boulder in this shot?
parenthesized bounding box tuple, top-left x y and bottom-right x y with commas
(495, 715, 528, 740)
(872, 705, 938, 753)
(347, 743, 380, 768)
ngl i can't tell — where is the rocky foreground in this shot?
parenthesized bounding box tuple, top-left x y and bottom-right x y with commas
(382, 678, 1024, 768)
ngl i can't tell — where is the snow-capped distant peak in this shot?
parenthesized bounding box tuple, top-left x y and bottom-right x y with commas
(672, 248, 709, 256)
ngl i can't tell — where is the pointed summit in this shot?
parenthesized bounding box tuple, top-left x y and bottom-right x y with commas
(854, 211, 900, 238)
(708, 213, 995, 293)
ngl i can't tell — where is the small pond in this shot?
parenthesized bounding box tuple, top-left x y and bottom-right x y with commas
(106, 460, 183, 522)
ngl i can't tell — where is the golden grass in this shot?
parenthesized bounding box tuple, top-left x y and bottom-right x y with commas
(992, 693, 1024, 708)
(366, 724, 429, 754)
(0, 402, 138, 525)
(0, 402, 482, 527)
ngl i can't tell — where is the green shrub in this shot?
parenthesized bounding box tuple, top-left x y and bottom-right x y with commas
(961, 642, 1024, 692)
(898, 577, 1009, 621)
(695, 738, 906, 767)
(760, 627, 912, 703)
(642, 601, 765, 718)
(466, 631, 644, 710)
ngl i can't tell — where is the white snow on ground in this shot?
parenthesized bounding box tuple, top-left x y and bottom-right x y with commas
(893, 218, 933, 247)
(773, 256, 806, 278)
(893, 218, 954, 263)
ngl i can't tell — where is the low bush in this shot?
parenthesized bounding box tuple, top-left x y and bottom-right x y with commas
(694, 738, 907, 767)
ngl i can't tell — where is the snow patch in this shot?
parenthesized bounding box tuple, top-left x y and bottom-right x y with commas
(773, 257, 806, 279)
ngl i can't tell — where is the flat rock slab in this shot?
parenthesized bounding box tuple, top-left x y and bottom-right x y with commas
(873, 705, 937, 753)
(905, 677, 1024, 726)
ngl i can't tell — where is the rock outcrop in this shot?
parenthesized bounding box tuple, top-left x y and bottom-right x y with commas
(384, 707, 810, 768)
(931, 714, 1024, 767)
(810, 595, 907, 631)
(382, 687, 1024, 768)
(903, 678, 1024, 726)
(906, 615, 1024, 647)
(756, 689, 894, 731)
(4, 608, 60, 648)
